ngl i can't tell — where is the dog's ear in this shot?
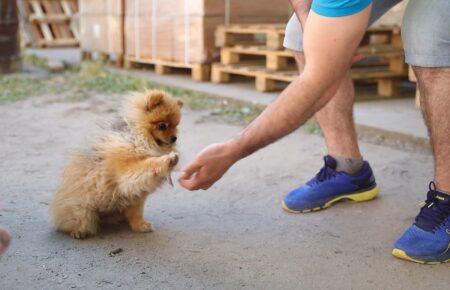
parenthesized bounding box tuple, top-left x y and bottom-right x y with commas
(176, 99, 184, 109)
(146, 93, 164, 111)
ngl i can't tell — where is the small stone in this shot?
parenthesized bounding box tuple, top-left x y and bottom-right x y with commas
(108, 248, 123, 257)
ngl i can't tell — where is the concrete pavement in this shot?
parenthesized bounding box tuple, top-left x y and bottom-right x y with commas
(0, 93, 447, 289)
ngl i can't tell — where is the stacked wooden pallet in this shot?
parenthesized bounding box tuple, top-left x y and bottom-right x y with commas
(212, 24, 408, 96)
(79, 0, 124, 66)
(122, 0, 291, 81)
(18, 0, 79, 48)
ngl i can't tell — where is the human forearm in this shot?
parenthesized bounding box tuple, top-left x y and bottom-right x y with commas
(229, 73, 342, 159)
(229, 9, 371, 160)
(178, 7, 371, 191)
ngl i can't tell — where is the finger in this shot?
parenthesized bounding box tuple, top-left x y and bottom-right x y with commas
(179, 176, 203, 191)
(179, 160, 202, 180)
(180, 166, 213, 190)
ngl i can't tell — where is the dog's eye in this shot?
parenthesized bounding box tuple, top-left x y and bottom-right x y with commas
(158, 123, 167, 130)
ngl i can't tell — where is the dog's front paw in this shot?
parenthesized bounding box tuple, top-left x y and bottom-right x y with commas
(130, 220, 154, 233)
(165, 152, 179, 168)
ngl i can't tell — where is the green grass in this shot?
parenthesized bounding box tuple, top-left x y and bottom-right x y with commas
(74, 62, 151, 94)
(0, 60, 263, 124)
(304, 120, 323, 135)
(0, 75, 45, 103)
(23, 53, 48, 69)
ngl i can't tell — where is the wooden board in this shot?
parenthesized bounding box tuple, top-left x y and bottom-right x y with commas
(212, 63, 405, 96)
(216, 23, 403, 49)
(219, 44, 406, 71)
(124, 57, 211, 82)
(215, 24, 286, 49)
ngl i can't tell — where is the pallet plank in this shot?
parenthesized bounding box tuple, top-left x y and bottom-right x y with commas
(212, 63, 406, 94)
(125, 57, 210, 82)
(30, 0, 53, 42)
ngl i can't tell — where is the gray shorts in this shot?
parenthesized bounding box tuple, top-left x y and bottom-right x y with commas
(283, 0, 450, 67)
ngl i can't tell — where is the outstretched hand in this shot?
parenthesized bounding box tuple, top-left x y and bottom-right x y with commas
(178, 142, 241, 190)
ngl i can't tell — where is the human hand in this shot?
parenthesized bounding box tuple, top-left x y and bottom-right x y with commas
(178, 142, 241, 190)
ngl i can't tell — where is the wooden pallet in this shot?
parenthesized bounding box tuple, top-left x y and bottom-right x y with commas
(220, 44, 406, 72)
(124, 58, 211, 82)
(18, 0, 79, 48)
(212, 63, 405, 96)
(361, 26, 402, 49)
(81, 51, 124, 67)
(214, 23, 407, 96)
(215, 24, 402, 49)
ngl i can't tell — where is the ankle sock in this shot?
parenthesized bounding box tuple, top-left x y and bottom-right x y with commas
(435, 187, 450, 196)
(332, 155, 364, 175)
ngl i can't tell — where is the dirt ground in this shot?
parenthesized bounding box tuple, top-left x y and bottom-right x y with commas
(0, 93, 448, 290)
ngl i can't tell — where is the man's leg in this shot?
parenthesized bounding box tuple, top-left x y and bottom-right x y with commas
(392, 0, 450, 264)
(414, 67, 450, 193)
(281, 14, 380, 213)
(291, 0, 404, 160)
(393, 69, 450, 264)
(285, 0, 402, 163)
(293, 52, 361, 159)
(281, 0, 404, 213)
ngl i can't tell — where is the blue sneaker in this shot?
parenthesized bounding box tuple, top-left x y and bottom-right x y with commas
(392, 182, 450, 264)
(282, 156, 379, 213)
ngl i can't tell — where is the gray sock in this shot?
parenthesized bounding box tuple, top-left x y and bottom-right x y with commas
(333, 156, 364, 175)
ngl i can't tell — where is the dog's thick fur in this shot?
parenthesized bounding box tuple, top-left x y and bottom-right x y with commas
(50, 90, 182, 239)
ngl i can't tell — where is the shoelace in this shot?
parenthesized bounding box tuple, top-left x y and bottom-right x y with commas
(315, 157, 338, 183)
(414, 182, 450, 232)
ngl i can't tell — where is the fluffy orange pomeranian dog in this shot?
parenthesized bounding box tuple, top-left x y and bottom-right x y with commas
(50, 90, 183, 239)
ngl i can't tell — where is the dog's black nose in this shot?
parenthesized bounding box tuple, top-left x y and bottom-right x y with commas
(170, 136, 177, 143)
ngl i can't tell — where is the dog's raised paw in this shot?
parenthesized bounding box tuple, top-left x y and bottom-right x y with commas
(166, 152, 179, 168)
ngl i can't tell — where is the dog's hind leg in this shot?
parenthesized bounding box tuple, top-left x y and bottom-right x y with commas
(52, 201, 99, 239)
(68, 207, 99, 239)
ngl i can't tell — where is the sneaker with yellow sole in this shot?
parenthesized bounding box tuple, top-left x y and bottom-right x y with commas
(282, 156, 379, 213)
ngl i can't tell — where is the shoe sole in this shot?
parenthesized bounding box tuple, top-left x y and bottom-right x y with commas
(392, 248, 450, 265)
(281, 186, 379, 214)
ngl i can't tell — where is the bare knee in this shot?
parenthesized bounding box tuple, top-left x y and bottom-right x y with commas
(413, 66, 450, 95)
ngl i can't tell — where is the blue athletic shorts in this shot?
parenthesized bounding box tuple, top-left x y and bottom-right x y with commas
(284, 0, 450, 68)
(312, 0, 373, 17)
